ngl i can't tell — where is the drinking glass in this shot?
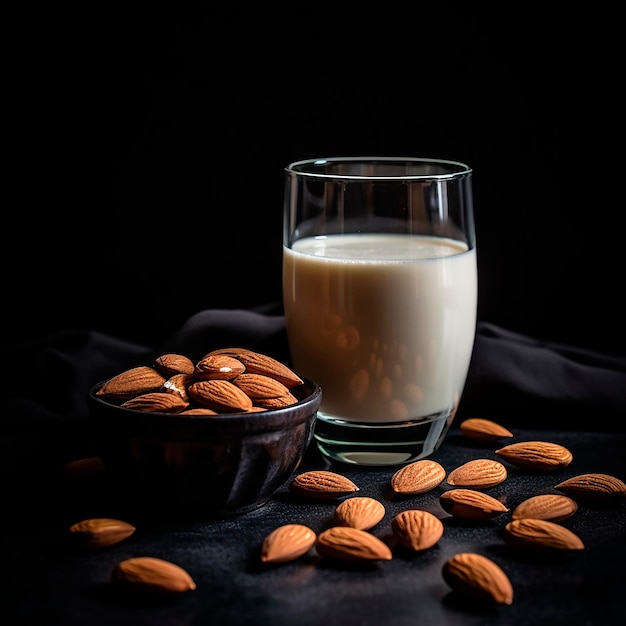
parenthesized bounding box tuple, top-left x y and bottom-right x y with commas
(282, 157, 477, 466)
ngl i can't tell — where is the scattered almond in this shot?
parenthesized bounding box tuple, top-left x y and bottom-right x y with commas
(290, 470, 359, 500)
(439, 489, 509, 520)
(504, 518, 584, 551)
(511, 494, 578, 522)
(334, 497, 386, 530)
(261, 524, 317, 563)
(496, 441, 573, 471)
(63, 456, 107, 479)
(111, 557, 196, 594)
(391, 509, 444, 551)
(390, 459, 446, 495)
(459, 418, 513, 442)
(447, 459, 507, 489)
(442, 553, 513, 605)
(69, 518, 136, 548)
(554, 473, 626, 503)
(315, 526, 392, 562)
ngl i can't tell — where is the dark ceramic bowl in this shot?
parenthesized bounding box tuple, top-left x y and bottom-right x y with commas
(87, 378, 321, 519)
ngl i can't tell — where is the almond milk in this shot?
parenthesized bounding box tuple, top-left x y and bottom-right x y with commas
(283, 233, 477, 424)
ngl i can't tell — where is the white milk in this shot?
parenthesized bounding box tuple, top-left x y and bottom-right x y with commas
(283, 234, 477, 423)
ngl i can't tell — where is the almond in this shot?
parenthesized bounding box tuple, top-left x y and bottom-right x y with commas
(439, 489, 509, 520)
(447, 459, 507, 489)
(193, 354, 246, 380)
(261, 524, 317, 563)
(232, 373, 290, 399)
(254, 393, 298, 408)
(290, 470, 359, 500)
(459, 418, 513, 442)
(315, 526, 392, 561)
(204, 347, 251, 356)
(96, 366, 166, 402)
(111, 556, 196, 594)
(391, 509, 444, 551)
(154, 353, 195, 376)
(554, 473, 626, 503)
(442, 553, 513, 605)
(69, 518, 136, 548)
(64, 456, 107, 479)
(188, 379, 253, 412)
(511, 494, 578, 522)
(503, 518, 584, 551)
(390, 459, 446, 495)
(495, 441, 573, 471)
(232, 350, 304, 388)
(161, 373, 194, 401)
(120, 392, 189, 413)
(334, 497, 386, 530)
(178, 407, 219, 415)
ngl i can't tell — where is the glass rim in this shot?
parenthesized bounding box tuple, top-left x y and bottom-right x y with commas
(285, 156, 472, 181)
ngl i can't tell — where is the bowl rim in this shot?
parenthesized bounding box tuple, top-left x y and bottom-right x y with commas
(88, 377, 322, 429)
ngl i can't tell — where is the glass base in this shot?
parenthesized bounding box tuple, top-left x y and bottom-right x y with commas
(313, 411, 454, 467)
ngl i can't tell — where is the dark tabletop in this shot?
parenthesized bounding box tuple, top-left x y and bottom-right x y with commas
(4, 309, 626, 626)
(7, 425, 625, 626)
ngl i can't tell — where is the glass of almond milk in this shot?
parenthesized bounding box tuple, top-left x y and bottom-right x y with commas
(282, 157, 477, 466)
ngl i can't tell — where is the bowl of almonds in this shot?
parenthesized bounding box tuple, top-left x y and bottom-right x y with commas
(87, 348, 321, 518)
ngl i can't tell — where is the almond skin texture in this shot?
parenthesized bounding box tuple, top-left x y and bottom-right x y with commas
(554, 473, 626, 503)
(154, 353, 195, 376)
(390, 459, 446, 495)
(442, 553, 513, 605)
(193, 354, 246, 380)
(254, 393, 298, 408)
(495, 441, 573, 471)
(316, 526, 392, 561)
(96, 366, 166, 402)
(511, 494, 578, 522)
(459, 418, 513, 442)
(290, 470, 359, 500)
(232, 373, 290, 399)
(391, 509, 444, 551)
(188, 379, 253, 412)
(261, 524, 317, 563)
(504, 518, 584, 552)
(447, 459, 507, 489)
(178, 407, 219, 415)
(230, 350, 304, 388)
(121, 392, 189, 413)
(334, 497, 386, 530)
(439, 489, 509, 520)
(111, 557, 196, 594)
(161, 373, 194, 401)
(69, 518, 136, 548)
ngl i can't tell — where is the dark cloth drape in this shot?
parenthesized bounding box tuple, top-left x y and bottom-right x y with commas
(4, 308, 625, 476)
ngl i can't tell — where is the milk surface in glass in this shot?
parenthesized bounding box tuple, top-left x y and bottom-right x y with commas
(283, 233, 477, 424)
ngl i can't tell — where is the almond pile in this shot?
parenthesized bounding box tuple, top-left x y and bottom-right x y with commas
(95, 348, 304, 414)
(64, 413, 626, 607)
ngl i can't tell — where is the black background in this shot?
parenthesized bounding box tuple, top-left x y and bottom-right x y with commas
(5, 3, 624, 353)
